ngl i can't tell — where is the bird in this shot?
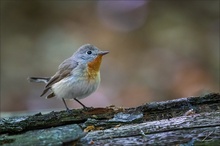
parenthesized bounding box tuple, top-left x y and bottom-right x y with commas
(28, 44, 109, 112)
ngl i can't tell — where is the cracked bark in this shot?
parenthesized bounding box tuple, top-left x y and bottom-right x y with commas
(1, 93, 220, 145)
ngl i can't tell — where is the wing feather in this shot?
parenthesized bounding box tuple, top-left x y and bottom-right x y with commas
(40, 58, 78, 97)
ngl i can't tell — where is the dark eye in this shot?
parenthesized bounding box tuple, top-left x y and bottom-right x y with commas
(86, 51, 92, 55)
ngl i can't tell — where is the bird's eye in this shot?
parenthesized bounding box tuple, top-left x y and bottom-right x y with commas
(86, 51, 92, 55)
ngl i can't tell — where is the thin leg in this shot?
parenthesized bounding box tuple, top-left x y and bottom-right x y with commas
(62, 98, 70, 112)
(74, 98, 87, 109)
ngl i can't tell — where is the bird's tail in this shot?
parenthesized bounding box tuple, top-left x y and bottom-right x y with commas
(27, 77, 50, 84)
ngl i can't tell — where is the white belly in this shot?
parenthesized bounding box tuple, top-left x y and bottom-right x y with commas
(51, 73, 100, 100)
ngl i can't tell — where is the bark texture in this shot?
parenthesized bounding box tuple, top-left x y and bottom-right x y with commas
(0, 93, 219, 145)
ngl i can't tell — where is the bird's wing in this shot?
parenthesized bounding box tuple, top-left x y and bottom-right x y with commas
(40, 58, 78, 97)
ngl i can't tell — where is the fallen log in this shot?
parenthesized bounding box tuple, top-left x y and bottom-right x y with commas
(1, 93, 219, 145)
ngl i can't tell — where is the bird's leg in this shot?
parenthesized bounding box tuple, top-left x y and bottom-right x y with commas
(74, 98, 92, 110)
(74, 98, 87, 108)
(62, 98, 70, 113)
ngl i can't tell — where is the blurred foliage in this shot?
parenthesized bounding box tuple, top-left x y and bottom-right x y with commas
(1, 0, 219, 112)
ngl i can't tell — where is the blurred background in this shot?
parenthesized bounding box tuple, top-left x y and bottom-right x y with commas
(1, 0, 219, 115)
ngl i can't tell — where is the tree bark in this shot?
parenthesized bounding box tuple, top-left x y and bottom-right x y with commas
(0, 93, 220, 145)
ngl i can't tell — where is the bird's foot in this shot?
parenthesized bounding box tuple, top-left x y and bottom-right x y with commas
(83, 106, 94, 111)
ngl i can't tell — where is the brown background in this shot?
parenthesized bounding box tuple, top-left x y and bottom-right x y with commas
(1, 0, 219, 113)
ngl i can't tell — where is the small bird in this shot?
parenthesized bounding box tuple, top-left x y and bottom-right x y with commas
(28, 44, 109, 111)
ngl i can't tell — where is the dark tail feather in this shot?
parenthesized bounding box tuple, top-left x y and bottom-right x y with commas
(40, 86, 51, 97)
(27, 77, 50, 84)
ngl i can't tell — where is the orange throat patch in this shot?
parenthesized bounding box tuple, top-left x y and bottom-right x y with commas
(87, 55, 103, 80)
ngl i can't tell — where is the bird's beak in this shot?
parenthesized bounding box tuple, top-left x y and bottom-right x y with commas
(98, 51, 109, 56)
